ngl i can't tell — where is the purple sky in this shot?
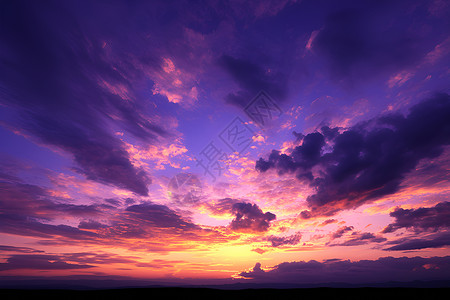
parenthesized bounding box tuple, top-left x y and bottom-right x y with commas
(0, 0, 449, 287)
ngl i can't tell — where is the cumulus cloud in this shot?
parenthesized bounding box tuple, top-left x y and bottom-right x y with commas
(256, 93, 450, 218)
(198, 198, 277, 233)
(382, 202, 450, 233)
(229, 202, 276, 233)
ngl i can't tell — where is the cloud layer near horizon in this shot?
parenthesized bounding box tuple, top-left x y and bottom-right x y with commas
(239, 256, 450, 284)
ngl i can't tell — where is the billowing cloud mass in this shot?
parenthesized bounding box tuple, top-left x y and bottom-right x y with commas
(382, 202, 450, 233)
(0, 0, 449, 288)
(230, 202, 276, 233)
(257, 93, 450, 217)
(381, 202, 450, 251)
(239, 256, 450, 284)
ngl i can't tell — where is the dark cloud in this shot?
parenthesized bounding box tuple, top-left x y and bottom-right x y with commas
(219, 55, 287, 108)
(124, 203, 200, 230)
(0, 175, 104, 241)
(0, 214, 99, 240)
(59, 130, 151, 196)
(0, 174, 230, 250)
(384, 232, 450, 251)
(319, 219, 338, 226)
(265, 232, 302, 247)
(51, 203, 102, 217)
(239, 256, 450, 284)
(0, 0, 176, 195)
(0, 177, 48, 217)
(0, 245, 44, 254)
(78, 220, 109, 230)
(256, 93, 450, 217)
(82, 202, 233, 251)
(104, 198, 122, 207)
(328, 231, 387, 247)
(382, 202, 450, 233)
(0, 199, 230, 252)
(201, 198, 277, 234)
(0, 254, 94, 271)
(230, 202, 276, 233)
(330, 226, 354, 239)
(0, 175, 101, 220)
(311, 2, 429, 83)
(0, 250, 139, 270)
(255, 132, 325, 181)
(319, 126, 340, 141)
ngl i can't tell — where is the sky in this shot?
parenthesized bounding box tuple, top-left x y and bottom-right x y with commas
(0, 0, 450, 287)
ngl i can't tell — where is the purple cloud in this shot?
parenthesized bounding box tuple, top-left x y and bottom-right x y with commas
(256, 93, 450, 217)
(384, 232, 450, 251)
(265, 232, 302, 247)
(0, 245, 44, 254)
(311, 2, 432, 84)
(230, 202, 276, 233)
(219, 55, 288, 108)
(0, 174, 101, 240)
(382, 202, 450, 233)
(0, 1, 178, 195)
(0, 254, 94, 271)
(124, 203, 200, 230)
(328, 232, 387, 247)
(330, 226, 354, 239)
(239, 256, 450, 284)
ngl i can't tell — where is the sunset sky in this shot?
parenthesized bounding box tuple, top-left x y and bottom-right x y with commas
(0, 0, 450, 287)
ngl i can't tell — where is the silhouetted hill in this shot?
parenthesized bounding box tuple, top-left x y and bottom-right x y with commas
(1, 285, 449, 300)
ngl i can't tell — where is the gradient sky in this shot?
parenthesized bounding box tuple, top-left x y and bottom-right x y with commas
(0, 0, 450, 286)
